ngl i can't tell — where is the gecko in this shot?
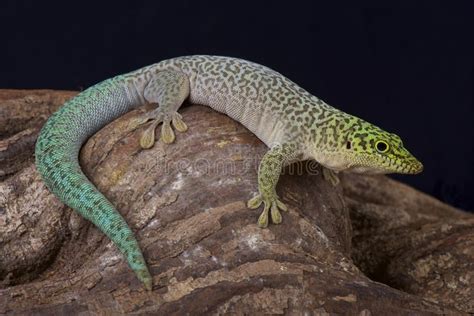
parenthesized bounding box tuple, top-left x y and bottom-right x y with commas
(35, 55, 423, 290)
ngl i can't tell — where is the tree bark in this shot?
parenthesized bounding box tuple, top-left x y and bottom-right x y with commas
(0, 90, 472, 315)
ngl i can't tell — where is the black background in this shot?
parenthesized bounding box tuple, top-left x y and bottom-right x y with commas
(1, 1, 473, 211)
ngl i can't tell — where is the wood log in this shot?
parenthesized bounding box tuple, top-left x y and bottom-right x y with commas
(0, 90, 472, 314)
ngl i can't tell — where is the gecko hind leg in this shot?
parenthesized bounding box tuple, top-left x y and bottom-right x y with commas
(133, 70, 190, 148)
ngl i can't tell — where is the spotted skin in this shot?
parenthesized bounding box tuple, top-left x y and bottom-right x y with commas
(35, 55, 423, 290)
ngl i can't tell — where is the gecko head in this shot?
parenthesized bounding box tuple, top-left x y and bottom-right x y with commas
(336, 121, 423, 174)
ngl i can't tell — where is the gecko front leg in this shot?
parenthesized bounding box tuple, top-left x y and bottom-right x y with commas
(129, 70, 190, 148)
(247, 142, 300, 228)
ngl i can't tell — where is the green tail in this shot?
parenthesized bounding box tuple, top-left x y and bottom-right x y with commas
(35, 76, 152, 290)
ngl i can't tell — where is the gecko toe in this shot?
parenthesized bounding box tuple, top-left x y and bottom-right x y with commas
(136, 108, 186, 147)
(257, 203, 270, 228)
(247, 194, 263, 209)
(322, 167, 340, 186)
(127, 116, 150, 132)
(172, 113, 188, 133)
(140, 120, 159, 149)
(160, 121, 175, 144)
(270, 202, 282, 224)
(276, 199, 288, 212)
(250, 193, 287, 227)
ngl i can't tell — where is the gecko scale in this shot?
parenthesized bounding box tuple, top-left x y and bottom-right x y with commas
(35, 55, 423, 290)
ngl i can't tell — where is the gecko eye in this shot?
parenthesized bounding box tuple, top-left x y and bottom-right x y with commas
(375, 141, 389, 153)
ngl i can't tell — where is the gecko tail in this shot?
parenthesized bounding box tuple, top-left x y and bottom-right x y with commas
(35, 145, 153, 288)
(34, 76, 152, 289)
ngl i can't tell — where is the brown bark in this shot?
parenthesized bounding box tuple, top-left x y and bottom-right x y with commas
(0, 90, 472, 315)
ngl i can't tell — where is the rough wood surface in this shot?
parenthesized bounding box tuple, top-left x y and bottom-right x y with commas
(0, 90, 472, 315)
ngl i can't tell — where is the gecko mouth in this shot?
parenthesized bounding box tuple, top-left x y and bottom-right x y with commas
(400, 160, 423, 174)
(387, 157, 424, 174)
(344, 152, 423, 174)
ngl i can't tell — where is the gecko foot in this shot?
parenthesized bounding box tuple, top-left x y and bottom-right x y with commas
(322, 167, 340, 186)
(247, 194, 288, 228)
(129, 108, 188, 148)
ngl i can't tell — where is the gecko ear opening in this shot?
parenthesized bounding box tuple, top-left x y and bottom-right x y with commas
(346, 141, 352, 150)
